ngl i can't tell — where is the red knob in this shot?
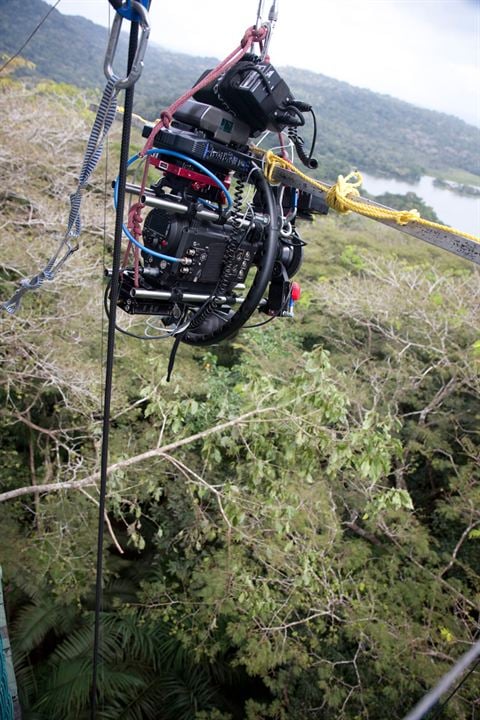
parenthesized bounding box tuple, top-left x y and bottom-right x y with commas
(291, 282, 301, 302)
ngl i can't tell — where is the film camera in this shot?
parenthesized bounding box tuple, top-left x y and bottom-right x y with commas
(116, 54, 327, 345)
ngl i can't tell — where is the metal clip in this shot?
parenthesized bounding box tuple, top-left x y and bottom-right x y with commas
(104, 0, 151, 90)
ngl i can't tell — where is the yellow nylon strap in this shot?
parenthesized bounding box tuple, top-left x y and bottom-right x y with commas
(117, 105, 161, 126)
(259, 149, 480, 244)
(326, 170, 421, 225)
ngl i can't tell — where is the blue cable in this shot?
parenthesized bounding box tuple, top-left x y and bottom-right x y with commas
(198, 198, 220, 211)
(114, 149, 233, 263)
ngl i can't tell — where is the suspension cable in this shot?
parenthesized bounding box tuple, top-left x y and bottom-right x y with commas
(90, 17, 140, 720)
(0, 0, 61, 74)
(402, 639, 480, 720)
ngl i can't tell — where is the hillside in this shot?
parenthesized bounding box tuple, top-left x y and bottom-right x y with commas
(1, 0, 479, 183)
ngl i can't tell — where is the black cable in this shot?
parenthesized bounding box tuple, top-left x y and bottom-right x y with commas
(183, 167, 278, 346)
(186, 176, 247, 334)
(283, 105, 305, 127)
(90, 20, 139, 720)
(243, 312, 279, 329)
(308, 108, 317, 167)
(244, 293, 289, 329)
(0, 0, 61, 74)
(288, 126, 317, 170)
(166, 335, 182, 382)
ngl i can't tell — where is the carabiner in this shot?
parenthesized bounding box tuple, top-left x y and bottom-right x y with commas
(104, 0, 151, 90)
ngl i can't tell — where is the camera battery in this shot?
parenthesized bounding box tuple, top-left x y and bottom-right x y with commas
(195, 57, 294, 133)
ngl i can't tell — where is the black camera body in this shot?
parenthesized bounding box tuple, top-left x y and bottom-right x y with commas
(116, 55, 325, 345)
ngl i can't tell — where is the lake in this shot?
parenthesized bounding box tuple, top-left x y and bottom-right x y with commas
(360, 173, 480, 238)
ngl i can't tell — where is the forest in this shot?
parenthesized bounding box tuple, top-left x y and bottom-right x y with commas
(0, 5, 480, 717)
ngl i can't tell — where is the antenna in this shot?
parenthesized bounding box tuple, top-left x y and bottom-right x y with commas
(256, 0, 279, 59)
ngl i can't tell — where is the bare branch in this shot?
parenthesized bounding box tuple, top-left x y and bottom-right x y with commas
(439, 519, 480, 578)
(79, 487, 125, 555)
(0, 406, 276, 503)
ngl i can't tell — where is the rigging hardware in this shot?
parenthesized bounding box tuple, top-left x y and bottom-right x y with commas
(109, 51, 318, 346)
(104, 0, 150, 89)
(266, 162, 480, 265)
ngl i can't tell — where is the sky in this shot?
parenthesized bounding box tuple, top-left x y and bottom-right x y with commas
(45, 0, 480, 127)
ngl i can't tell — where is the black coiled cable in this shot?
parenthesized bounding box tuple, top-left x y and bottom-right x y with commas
(288, 126, 318, 170)
(187, 175, 247, 331)
(183, 166, 278, 346)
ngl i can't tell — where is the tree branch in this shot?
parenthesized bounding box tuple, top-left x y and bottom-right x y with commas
(344, 519, 382, 546)
(79, 487, 124, 555)
(0, 406, 276, 503)
(439, 519, 480, 578)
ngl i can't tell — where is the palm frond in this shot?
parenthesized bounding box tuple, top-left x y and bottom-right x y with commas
(160, 667, 219, 720)
(34, 657, 92, 719)
(11, 601, 60, 654)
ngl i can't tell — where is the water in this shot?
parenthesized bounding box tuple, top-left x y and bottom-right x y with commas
(360, 173, 480, 237)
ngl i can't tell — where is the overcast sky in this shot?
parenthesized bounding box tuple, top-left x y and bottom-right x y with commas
(46, 0, 480, 127)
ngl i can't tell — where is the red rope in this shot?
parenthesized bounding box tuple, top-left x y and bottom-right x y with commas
(125, 158, 152, 285)
(278, 132, 287, 159)
(126, 201, 144, 287)
(124, 25, 269, 285)
(122, 240, 133, 269)
(141, 25, 268, 155)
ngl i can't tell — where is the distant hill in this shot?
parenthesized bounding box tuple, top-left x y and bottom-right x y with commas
(1, 0, 479, 183)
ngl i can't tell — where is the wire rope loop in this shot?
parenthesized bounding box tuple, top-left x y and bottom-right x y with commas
(104, 1, 151, 90)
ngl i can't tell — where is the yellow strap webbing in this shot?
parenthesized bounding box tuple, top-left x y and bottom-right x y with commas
(259, 149, 480, 245)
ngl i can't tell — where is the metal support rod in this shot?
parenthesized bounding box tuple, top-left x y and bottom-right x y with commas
(124, 182, 270, 227)
(131, 287, 239, 304)
(129, 287, 267, 309)
(125, 182, 154, 197)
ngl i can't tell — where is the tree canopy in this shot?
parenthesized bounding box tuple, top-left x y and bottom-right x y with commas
(0, 79, 479, 719)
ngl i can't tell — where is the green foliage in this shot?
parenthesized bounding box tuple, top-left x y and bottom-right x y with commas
(13, 597, 226, 720)
(0, 75, 479, 719)
(364, 487, 414, 518)
(339, 244, 366, 271)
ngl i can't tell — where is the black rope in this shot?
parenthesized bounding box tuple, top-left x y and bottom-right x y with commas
(166, 335, 182, 382)
(90, 20, 139, 720)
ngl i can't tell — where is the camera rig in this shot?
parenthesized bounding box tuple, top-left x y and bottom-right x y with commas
(112, 53, 328, 346)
